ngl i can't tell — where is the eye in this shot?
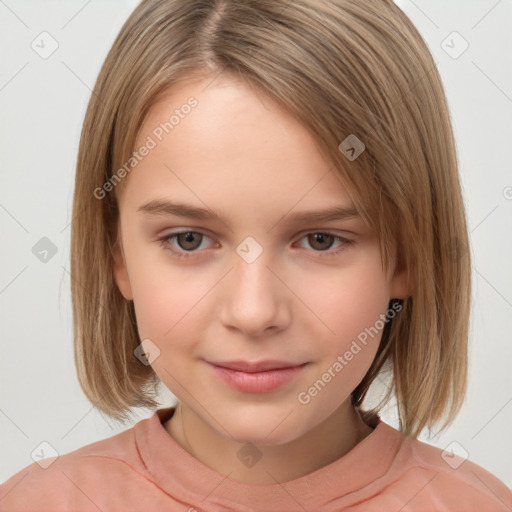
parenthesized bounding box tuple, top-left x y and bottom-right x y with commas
(158, 230, 215, 259)
(295, 232, 354, 257)
(157, 230, 354, 260)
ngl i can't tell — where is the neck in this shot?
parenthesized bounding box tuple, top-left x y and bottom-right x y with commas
(164, 399, 374, 485)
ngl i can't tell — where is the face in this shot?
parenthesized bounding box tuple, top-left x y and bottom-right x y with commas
(113, 74, 409, 446)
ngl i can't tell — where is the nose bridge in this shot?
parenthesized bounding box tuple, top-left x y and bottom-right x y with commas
(219, 235, 288, 335)
(232, 235, 277, 299)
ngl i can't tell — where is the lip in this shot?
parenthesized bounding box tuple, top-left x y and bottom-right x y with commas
(207, 359, 306, 372)
(207, 360, 309, 393)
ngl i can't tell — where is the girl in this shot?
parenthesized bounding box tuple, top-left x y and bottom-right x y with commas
(1, 0, 510, 510)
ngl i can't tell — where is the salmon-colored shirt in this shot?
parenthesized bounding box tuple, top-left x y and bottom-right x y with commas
(1, 406, 510, 511)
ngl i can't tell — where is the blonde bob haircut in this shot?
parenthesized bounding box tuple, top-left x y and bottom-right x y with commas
(71, 0, 471, 438)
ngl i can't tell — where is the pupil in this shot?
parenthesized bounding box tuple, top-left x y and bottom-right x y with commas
(180, 232, 199, 250)
(311, 233, 332, 250)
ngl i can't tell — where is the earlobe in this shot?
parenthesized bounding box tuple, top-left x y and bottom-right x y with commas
(390, 267, 415, 300)
(112, 241, 133, 301)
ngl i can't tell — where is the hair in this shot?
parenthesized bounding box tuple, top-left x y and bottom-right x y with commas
(70, 0, 471, 438)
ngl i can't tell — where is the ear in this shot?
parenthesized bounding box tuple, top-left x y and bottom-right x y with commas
(112, 237, 133, 301)
(389, 265, 414, 300)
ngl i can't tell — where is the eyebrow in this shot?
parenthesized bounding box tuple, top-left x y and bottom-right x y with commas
(137, 199, 359, 224)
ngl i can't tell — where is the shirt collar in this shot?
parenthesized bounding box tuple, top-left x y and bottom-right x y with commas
(135, 406, 403, 510)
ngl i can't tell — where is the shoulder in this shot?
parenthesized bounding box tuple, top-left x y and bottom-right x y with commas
(0, 425, 152, 511)
(371, 422, 512, 511)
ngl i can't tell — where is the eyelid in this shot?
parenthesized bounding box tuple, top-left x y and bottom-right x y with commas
(158, 228, 353, 244)
(158, 228, 355, 259)
(294, 227, 356, 238)
(163, 229, 219, 248)
(158, 226, 355, 239)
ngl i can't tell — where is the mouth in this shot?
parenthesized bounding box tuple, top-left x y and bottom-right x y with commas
(206, 360, 309, 393)
(207, 359, 307, 372)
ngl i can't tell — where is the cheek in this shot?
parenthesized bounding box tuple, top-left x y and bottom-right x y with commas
(121, 233, 185, 335)
(295, 260, 391, 342)
(131, 277, 201, 342)
(127, 259, 217, 358)
(295, 270, 389, 407)
(292, 259, 391, 394)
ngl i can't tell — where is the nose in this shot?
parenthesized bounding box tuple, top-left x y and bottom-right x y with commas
(218, 247, 291, 337)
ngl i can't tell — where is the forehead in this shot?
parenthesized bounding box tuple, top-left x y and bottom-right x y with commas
(122, 75, 355, 216)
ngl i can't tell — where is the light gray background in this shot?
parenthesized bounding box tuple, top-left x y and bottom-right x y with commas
(1, 0, 511, 489)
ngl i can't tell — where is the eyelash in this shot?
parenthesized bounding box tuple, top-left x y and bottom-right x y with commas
(157, 230, 354, 260)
